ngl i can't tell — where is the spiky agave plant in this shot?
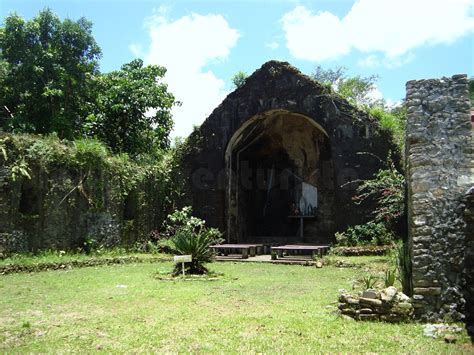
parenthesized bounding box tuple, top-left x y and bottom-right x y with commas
(169, 226, 222, 275)
(165, 207, 223, 275)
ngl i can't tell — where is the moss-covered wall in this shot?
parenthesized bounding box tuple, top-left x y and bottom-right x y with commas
(0, 134, 173, 255)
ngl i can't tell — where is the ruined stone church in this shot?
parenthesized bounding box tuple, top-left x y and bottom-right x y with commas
(181, 61, 398, 244)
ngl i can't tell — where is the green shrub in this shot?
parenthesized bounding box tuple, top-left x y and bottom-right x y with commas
(335, 221, 394, 247)
(352, 158, 405, 231)
(161, 207, 223, 275)
(369, 106, 406, 152)
(74, 138, 109, 169)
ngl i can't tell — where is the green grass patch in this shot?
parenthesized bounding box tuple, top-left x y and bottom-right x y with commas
(0, 258, 471, 352)
(0, 250, 172, 274)
(0, 250, 166, 267)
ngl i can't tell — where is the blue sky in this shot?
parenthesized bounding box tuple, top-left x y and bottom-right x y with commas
(1, 0, 473, 138)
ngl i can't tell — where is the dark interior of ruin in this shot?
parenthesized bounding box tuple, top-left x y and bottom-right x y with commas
(226, 110, 333, 243)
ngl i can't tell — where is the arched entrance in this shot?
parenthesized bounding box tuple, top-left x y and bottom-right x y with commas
(225, 109, 334, 243)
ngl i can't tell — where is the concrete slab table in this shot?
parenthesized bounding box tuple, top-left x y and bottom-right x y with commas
(210, 244, 264, 259)
(271, 245, 330, 258)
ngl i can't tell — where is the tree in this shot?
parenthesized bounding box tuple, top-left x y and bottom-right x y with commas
(231, 70, 248, 89)
(312, 65, 380, 107)
(85, 59, 177, 157)
(0, 9, 101, 138)
(312, 65, 346, 86)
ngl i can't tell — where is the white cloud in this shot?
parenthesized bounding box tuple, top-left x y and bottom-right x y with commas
(282, 0, 474, 64)
(129, 43, 143, 57)
(357, 53, 415, 69)
(265, 41, 280, 50)
(366, 84, 384, 102)
(133, 11, 240, 138)
(282, 7, 350, 61)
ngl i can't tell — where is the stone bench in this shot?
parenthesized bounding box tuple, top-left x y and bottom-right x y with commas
(271, 245, 330, 259)
(210, 244, 264, 259)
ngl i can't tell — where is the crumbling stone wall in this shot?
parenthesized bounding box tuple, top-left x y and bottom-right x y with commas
(0, 135, 170, 255)
(406, 74, 472, 321)
(464, 188, 474, 338)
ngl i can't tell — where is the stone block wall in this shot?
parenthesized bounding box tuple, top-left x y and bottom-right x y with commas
(406, 74, 472, 321)
(464, 188, 474, 338)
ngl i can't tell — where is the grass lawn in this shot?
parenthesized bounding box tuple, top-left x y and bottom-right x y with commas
(0, 258, 472, 353)
(0, 250, 169, 267)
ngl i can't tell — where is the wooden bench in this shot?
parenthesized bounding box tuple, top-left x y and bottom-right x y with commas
(271, 245, 330, 259)
(211, 244, 264, 259)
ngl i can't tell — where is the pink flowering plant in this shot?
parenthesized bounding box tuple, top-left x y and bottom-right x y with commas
(352, 157, 405, 230)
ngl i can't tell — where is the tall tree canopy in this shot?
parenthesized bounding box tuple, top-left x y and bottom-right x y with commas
(85, 59, 176, 157)
(0, 9, 101, 138)
(312, 65, 380, 108)
(0, 9, 178, 158)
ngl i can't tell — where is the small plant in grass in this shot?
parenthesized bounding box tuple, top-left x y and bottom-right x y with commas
(362, 274, 378, 289)
(384, 269, 396, 287)
(396, 241, 412, 295)
(161, 207, 223, 275)
(83, 235, 97, 255)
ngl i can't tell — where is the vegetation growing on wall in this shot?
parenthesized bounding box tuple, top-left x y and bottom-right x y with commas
(368, 106, 406, 152)
(352, 157, 405, 230)
(312, 65, 406, 153)
(313, 66, 407, 250)
(0, 132, 185, 255)
(336, 156, 405, 246)
(231, 70, 249, 89)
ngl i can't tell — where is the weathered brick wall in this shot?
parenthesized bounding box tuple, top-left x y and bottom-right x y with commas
(406, 74, 472, 321)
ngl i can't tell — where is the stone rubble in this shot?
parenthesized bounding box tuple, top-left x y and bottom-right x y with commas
(422, 323, 463, 338)
(338, 286, 414, 322)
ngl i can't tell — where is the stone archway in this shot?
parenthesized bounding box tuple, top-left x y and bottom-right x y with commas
(225, 109, 334, 243)
(181, 60, 397, 244)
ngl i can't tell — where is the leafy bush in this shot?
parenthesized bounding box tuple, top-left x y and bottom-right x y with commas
(369, 106, 406, 153)
(335, 221, 395, 247)
(74, 138, 109, 169)
(352, 157, 405, 230)
(161, 207, 223, 275)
